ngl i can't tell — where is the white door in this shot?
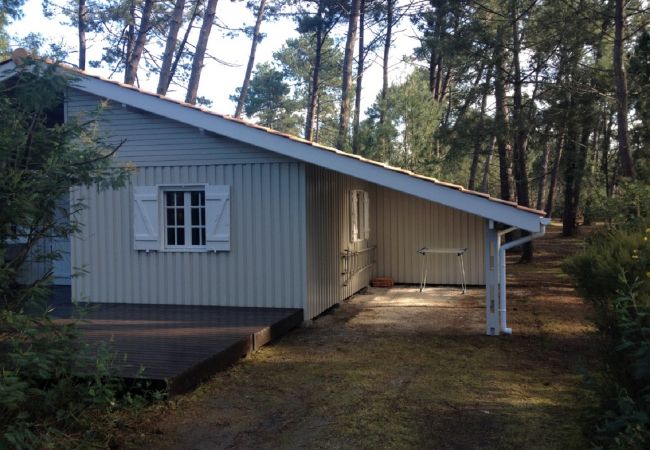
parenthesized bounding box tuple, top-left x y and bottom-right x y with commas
(52, 237, 71, 285)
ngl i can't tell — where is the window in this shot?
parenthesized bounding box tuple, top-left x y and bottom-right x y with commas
(350, 190, 370, 242)
(133, 184, 230, 252)
(164, 190, 206, 248)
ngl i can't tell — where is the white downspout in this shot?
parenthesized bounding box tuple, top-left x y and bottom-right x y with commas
(497, 224, 548, 335)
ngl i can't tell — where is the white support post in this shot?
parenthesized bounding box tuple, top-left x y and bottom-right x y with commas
(484, 220, 500, 335)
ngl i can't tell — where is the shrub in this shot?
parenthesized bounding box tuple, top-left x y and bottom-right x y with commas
(0, 59, 135, 447)
(564, 222, 650, 448)
(563, 222, 650, 335)
(0, 308, 123, 448)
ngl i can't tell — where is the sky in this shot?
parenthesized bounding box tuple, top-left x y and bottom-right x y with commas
(8, 0, 422, 118)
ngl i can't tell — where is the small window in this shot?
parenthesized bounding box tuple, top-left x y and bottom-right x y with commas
(350, 189, 370, 242)
(164, 190, 206, 248)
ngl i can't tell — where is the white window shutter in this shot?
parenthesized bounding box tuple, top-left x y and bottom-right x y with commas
(350, 190, 359, 242)
(133, 186, 159, 251)
(205, 185, 230, 251)
(363, 191, 370, 240)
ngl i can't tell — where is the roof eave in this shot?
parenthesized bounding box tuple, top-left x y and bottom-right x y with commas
(0, 59, 548, 233)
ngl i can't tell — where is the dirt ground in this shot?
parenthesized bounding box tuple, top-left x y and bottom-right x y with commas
(116, 223, 600, 449)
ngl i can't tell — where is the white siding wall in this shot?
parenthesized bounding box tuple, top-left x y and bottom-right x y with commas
(305, 165, 377, 319)
(71, 163, 306, 308)
(375, 186, 485, 285)
(67, 88, 306, 309)
(66, 89, 290, 166)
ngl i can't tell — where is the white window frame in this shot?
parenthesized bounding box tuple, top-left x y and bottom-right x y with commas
(5, 225, 29, 245)
(161, 186, 207, 251)
(350, 189, 370, 243)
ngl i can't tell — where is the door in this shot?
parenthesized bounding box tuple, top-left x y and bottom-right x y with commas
(52, 194, 71, 285)
(52, 237, 71, 285)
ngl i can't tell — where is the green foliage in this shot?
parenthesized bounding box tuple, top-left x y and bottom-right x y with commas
(629, 31, 650, 181)
(0, 0, 26, 55)
(275, 34, 343, 147)
(235, 35, 343, 147)
(564, 222, 650, 448)
(0, 59, 130, 311)
(583, 180, 650, 227)
(0, 309, 122, 448)
(231, 62, 301, 134)
(357, 69, 444, 175)
(563, 223, 650, 318)
(0, 60, 137, 447)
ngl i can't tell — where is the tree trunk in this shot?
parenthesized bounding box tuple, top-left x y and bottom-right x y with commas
(562, 132, 578, 236)
(428, 46, 437, 93)
(378, 0, 393, 127)
(78, 0, 88, 70)
(494, 24, 513, 202)
(125, 0, 136, 74)
(124, 0, 155, 85)
(434, 55, 443, 100)
(439, 66, 451, 100)
(568, 126, 591, 232)
(235, 0, 268, 117)
(481, 136, 496, 193)
(510, 0, 532, 261)
(157, 0, 186, 95)
(545, 131, 564, 216)
(166, 0, 202, 94)
(336, 0, 361, 151)
(454, 65, 485, 125)
(352, 0, 365, 154)
(185, 0, 219, 104)
(614, 0, 636, 178)
(601, 111, 613, 197)
(304, 3, 325, 141)
(511, 0, 529, 209)
(536, 139, 550, 211)
(468, 67, 492, 191)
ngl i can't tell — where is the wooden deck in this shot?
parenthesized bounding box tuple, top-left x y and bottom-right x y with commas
(50, 288, 303, 394)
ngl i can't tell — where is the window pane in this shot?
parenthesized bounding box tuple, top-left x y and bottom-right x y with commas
(176, 228, 184, 246)
(176, 208, 185, 226)
(167, 228, 175, 246)
(166, 192, 175, 207)
(176, 192, 184, 206)
(201, 208, 205, 226)
(166, 208, 175, 226)
(192, 228, 200, 246)
(199, 191, 205, 205)
(191, 191, 200, 206)
(191, 208, 199, 225)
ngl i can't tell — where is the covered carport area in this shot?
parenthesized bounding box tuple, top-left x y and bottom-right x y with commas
(305, 161, 550, 336)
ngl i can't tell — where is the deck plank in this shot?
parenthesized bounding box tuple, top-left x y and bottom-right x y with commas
(50, 291, 302, 394)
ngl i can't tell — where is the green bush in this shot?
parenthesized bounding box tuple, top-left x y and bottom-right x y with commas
(564, 222, 650, 449)
(0, 308, 124, 448)
(563, 222, 650, 334)
(0, 60, 139, 448)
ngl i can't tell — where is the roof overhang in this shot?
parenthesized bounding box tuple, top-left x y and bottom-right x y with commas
(0, 59, 549, 233)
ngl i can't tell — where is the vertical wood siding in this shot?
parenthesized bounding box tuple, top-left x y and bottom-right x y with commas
(375, 187, 485, 285)
(305, 165, 377, 319)
(71, 163, 306, 309)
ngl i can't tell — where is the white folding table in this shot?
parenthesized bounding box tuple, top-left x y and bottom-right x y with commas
(417, 247, 467, 294)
